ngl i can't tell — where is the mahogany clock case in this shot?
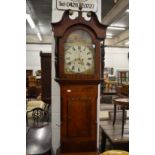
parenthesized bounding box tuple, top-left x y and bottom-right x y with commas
(52, 11, 107, 153)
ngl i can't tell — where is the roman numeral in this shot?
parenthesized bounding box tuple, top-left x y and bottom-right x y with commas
(88, 58, 92, 60)
(67, 62, 71, 65)
(72, 66, 75, 70)
(86, 62, 91, 66)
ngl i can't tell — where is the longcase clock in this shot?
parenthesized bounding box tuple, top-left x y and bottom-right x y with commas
(52, 10, 106, 153)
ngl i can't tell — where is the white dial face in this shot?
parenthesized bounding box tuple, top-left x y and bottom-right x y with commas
(64, 44, 95, 74)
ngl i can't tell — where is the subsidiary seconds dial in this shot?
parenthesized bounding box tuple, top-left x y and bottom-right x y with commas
(64, 44, 95, 74)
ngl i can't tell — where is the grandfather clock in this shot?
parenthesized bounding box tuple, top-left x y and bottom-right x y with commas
(52, 10, 106, 153)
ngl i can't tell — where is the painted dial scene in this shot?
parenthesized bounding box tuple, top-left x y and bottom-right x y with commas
(64, 29, 95, 74)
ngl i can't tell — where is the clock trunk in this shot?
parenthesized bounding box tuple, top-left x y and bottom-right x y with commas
(60, 84, 97, 152)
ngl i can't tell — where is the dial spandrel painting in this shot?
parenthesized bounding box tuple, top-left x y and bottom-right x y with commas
(64, 30, 95, 74)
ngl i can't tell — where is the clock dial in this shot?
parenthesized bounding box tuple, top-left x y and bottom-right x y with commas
(64, 44, 94, 74)
(64, 30, 95, 74)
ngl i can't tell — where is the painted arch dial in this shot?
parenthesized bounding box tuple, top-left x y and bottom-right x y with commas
(64, 30, 95, 74)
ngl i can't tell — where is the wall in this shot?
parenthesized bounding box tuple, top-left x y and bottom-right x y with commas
(105, 47, 129, 75)
(26, 44, 52, 75)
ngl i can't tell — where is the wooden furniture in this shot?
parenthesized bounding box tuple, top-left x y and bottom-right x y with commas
(113, 98, 129, 136)
(26, 70, 33, 88)
(52, 10, 106, 153)
(26, 123, 51, 155)
(26, 86, 38, 100)
(36, 76, 41, 87)
(100, 150, 129, 155)
(28, 76, 37, 87)
(26, 70, 33, 77)
(40, 52, 51, 104)
(115, 84, 129, 97)
(121, 84, 129, 97)
(100, 120, 129, 152)
(117, 71, 129, 85)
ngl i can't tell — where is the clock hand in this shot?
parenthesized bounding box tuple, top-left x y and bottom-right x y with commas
(79, 58, 84, 65)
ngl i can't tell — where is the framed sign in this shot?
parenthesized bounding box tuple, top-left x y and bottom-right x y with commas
(56, 0, 97, 12)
